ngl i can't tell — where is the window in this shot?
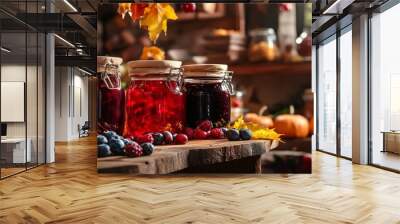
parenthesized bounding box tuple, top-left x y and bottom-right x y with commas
(339, 28, 352, 158)
(370, 3, 400, 171)
(0, 1, 47, 179)
(317, 36, 337, 154)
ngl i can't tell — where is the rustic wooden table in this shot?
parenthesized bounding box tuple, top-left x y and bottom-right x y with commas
(97, 139, 279, 174)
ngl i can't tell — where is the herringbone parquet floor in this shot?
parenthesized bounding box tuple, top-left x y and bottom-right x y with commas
(1, 136, 400, 224)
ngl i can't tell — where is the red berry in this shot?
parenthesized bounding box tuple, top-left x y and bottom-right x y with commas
(136, 134, 154, 144)
(206, 131, 211, 139)
(175, 134, 188, 145)
(197, 120, 213, 132)
(181, 3, 196, 13)
(193, 128, 207, 140)
(210, 128, 224, 139)
(185, 128, 194, 139)
(163, 131, 174, 144)
(124, 142, 143, 158)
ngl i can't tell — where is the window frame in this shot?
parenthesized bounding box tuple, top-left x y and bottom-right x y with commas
(367, 0, 400, 173)
(314, 20, 353, 160)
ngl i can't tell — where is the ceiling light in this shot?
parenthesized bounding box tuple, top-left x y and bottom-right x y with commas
(1, 47, 11, 53)
(63, 0, 78, 12)
(54, 34, 75, 48)
(78, 67, 92, 76)
(322, 0, 354, 15)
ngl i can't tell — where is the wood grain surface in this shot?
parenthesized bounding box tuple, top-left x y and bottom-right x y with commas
(97, 139, 279, 174)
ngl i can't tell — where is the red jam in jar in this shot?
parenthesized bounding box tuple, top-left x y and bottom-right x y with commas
(182, 64, 234, 128)
(124, 60, 185, 137)
(97, 56, 125, 134)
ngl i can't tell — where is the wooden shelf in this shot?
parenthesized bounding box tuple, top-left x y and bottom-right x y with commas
(230, 61, 311, 76)
(98, 139, 279, 174)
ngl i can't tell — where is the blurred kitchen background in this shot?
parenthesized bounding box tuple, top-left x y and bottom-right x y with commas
(98, 3, 312, 173)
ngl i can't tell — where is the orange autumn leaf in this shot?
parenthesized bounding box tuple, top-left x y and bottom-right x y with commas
(130, 3, 147, 21)
(140, 46, 165, 60)
(117, 3, 131, 19)
(140, 3, 178, 42)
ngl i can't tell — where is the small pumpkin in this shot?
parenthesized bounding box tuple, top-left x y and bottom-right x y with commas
(244, 106, 274, 129)
(259, 116, 274, 129)
(274, 106, 309, 138)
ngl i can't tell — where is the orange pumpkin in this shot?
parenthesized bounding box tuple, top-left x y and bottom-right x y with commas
(274, 114, 309, 138)
(244, 113, 274, 129)
(259, 116, 274, 129)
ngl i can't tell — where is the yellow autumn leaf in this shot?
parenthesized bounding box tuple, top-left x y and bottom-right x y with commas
(229, 116, 282, 141)
(140, 46, 165, 60)
(140, 3, 178, 42)
(118, 3, 131, 19)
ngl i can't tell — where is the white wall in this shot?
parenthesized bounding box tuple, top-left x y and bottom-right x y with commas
(54, 67, 89, 141)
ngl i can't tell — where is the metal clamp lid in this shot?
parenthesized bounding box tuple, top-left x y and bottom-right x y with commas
(100, 63, 121, 90)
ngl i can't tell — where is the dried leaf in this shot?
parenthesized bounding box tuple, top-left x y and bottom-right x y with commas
(140, 3, 178, 42)
(130, 3, 147, 21)
(230, 116, 282, 141)
(140, 46, 165, 60)
(118, 3, 131, 19)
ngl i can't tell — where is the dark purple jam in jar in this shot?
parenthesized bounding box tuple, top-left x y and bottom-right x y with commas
(183, 64, 233, 128)
(97, 56, 124, 135)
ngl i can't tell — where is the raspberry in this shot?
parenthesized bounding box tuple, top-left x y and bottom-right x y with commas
(124, 142, 143, 157)
(136, 134, 154, 144)
(210, 128, 224, 139)
(197, 120, 213, 132)
(175, 134, 188, 144)
(184, 127, 194, 140)
(193, 128, 208, 140)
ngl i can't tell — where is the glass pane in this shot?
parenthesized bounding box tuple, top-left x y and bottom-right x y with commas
(339, 29, 352, 158)
(38, 32, 45, 165)
(371, 4, 400, 171)
(1, 31, 27, 177)
(317, 37, 337, 154)
(27, 31, 38, 169)
(26, 0, 40, 169)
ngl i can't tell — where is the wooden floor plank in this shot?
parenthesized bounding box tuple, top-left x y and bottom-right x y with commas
(0, 136, 399, 223)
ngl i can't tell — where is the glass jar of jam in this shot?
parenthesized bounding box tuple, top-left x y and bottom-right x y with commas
(124, 60, 185, 137)
(182, 64, 234, 128)
(97, 56, 125, 134)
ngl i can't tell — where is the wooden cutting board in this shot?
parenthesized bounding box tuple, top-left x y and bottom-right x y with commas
(97, 139, 279, 174)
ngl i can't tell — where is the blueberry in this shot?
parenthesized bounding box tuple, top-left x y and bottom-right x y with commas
(98, 144, 112, 157)
(141, 143, 155, 156)
(109, 139, 125, 155)
(122, 138, 133, 145)
(239, 129, 252, 140)
(163, 131, 174, 144)
(152, 133, 164, 145)
(226, 129, 240, 141)
(103, 131, 117, 140)
(97, 135, 108, 144)
(221, 127, 228, 136)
